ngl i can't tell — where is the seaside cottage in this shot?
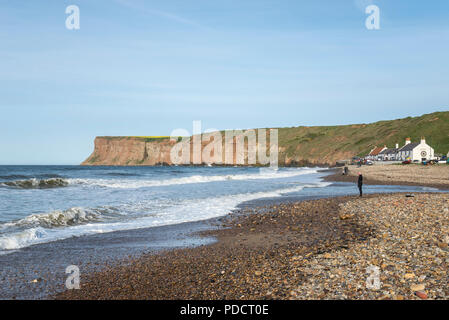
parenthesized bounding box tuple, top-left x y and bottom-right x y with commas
(378, 144, 399, 161)
(378, 148, 387, 161)
(366, 146, 387, 161)
(397, 137, 434, 162)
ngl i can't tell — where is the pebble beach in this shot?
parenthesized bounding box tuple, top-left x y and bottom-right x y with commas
(326, 163, 449, 189)
(291, 193, 449, 299)
(55, 191, 449, 300)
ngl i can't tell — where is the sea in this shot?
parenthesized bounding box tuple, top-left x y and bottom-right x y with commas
(0, 165, 444, 299)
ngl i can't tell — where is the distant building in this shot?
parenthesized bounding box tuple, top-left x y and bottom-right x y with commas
(366, 146, 387, 161)
(365, 138, 436, 162)
(378, 144, 399, 161)
(397, 137, 434, 162)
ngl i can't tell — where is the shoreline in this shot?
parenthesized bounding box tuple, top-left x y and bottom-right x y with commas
(323, 166, 449, 190)
(55, 191, 449, 300)
(55, 194, 373, 299)
(0, 218, 219, 299)
(2, 165, 447, 299)
(0, 169, 344, 300)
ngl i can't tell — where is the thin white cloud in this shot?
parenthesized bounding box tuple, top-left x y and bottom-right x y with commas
(115, 0, 202, 27)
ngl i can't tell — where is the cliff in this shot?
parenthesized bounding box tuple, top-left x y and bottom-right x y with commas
(82, 137, 176, 166)
(82, 111, 449, 166)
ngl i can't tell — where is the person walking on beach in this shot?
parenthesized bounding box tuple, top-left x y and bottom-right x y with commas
(357, 172, 363, 197)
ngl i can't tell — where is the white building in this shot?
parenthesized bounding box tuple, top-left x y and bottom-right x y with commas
(366, 146, 387, 161)
(378, 144, 399, 161)
(397, 137, 435, 162)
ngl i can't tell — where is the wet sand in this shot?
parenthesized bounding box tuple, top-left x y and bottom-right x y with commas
(0, 219, 217, 299)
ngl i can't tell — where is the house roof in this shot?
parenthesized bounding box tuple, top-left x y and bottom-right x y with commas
(399, 143, 419, 152)
(379, 148, 398, 155)
(369, 146, 385, 156)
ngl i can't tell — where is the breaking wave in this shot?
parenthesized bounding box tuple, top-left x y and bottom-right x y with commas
(0, 228, 48, 251)
(1, 178, 69, 189)
(70, 168, 320, 189)
(0, 173, 63, 180)
(2, 207, 106, 229)
(0, 206, 125, 250)
(0, 180, 331, 251)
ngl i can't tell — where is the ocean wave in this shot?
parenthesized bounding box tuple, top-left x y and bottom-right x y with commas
(101, 172, 141, 177)
(1, 178, 69, 189)
(0, 180, 331, 252)
(70, 168, 320, 189)
(0, 174, 30, 180)
(11, 207, 100, 228)
(0, 173, 63, 180)
(0, 206, 122, 231)
(0, 228, 48, 251)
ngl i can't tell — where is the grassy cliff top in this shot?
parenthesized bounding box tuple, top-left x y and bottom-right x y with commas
(96, 111, 449, 162)
(278, 111, 449, 158)
(98, 136, 172, 142)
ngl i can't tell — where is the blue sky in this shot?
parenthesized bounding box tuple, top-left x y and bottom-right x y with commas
(0, 0, 448, 164)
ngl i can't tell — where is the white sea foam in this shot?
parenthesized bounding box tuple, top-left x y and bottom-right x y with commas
(0, 207, 118, 230)
(0, 180, 331, 252)
(0, 228, 47, 250)
(420, 186, 439, 191)
(69, 167, 320, 189)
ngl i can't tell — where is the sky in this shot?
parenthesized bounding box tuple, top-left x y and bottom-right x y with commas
(0, 0, 448, 164)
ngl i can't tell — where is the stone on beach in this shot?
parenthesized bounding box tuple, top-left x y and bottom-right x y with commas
(55, 193, 449, 300)
(414, 291, 428, 299)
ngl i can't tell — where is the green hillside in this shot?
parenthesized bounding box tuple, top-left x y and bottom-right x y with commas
(84, 111, 449, 166)
(277, 111, 449, 165)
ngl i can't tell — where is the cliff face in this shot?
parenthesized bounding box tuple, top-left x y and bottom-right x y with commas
(82, 111, 449, 167)
(82, 137, 176, 166)
(82, 136, 356, 167)
(82, 135, 281, 166)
